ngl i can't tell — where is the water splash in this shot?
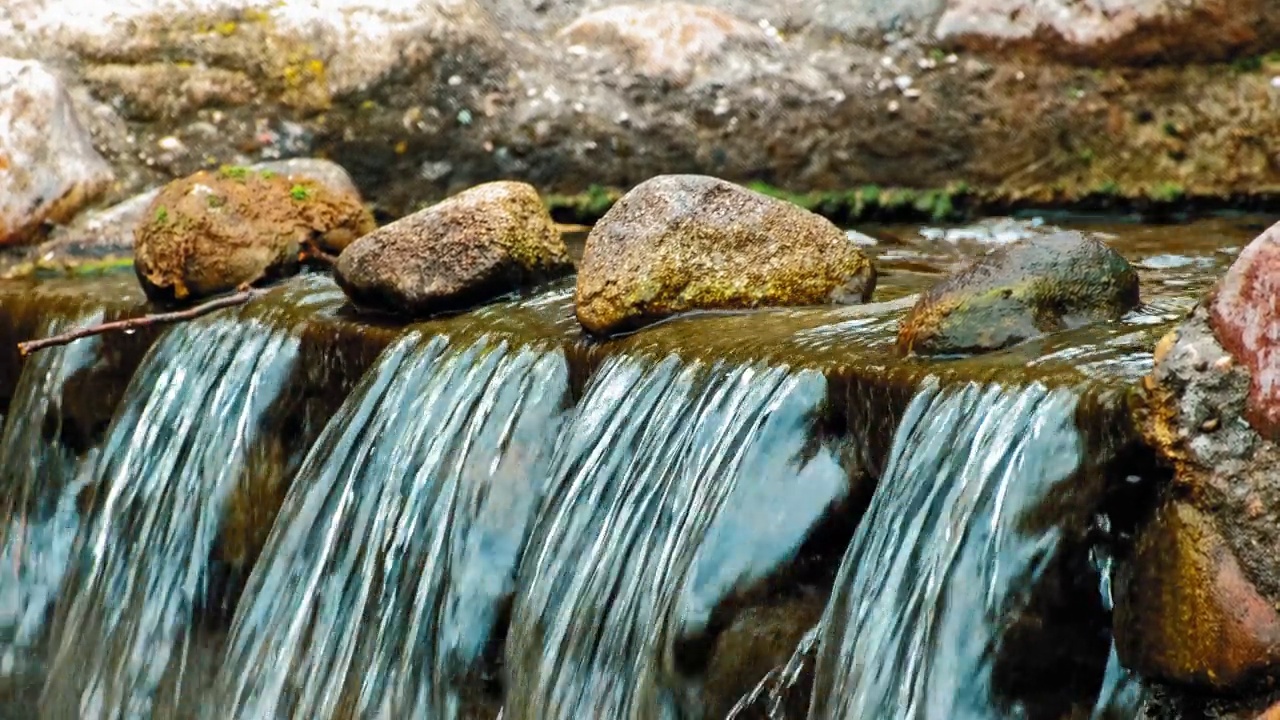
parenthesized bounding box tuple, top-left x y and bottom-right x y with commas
(0, 310, 103, 669)
(209, 333, 571, 720)
(505, 354, 847, 720)
(809, 379, 1083, 720)
(726, 625, 819, 720)
(40, 314, 299, 720)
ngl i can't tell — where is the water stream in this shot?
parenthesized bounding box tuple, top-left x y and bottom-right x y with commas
(504, 354, 847, 720)
(209, 332, 571, 719)
(39, 313, 300, 720)
(0, 310, 104, 671)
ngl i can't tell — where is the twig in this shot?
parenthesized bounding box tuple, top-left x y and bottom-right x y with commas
(17, 287, 265, 357)
(300, 238, 338, 268)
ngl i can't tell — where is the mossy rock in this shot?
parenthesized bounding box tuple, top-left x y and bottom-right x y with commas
(897, 231, 1140, 356)
(334, 181, 574, 317)
(133, 166, 375, 303)
(574, 174, 877, 336)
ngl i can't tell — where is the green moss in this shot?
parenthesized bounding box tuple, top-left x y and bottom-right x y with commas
(258, 169, 277, 180)
(1151, 182, 1185, 203)
(155, 206, 169, 223)
(207, 194, 225, 209)
(1094, 180, 1121, 196)
(290, 184, 311, 201)
(219, 165, 251, 182)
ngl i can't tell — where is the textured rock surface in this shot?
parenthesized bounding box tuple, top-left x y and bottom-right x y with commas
(1115, 499, 1280, 690)
(558, 3, 776, 86)
(897, 231, 1139, 355)
(1209, 220, 1280, 440)
(335, 181, 573, 316)
(134, 165, 374, 301)
(574, 174, 876, 335)
(0, 58, 113, 246)
(1121, 291, 1280, 699)
(1, 0, 1279, 230)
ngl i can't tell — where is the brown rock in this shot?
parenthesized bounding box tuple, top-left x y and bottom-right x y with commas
(0, 58, 114, 246)
(1114, 500, 1280, 690)
(1209, 220, 1280, 440)
(334, 181, 573, 317)
(134, 165, 374, 302)
(558, 3, 775, 86)
(897, 231, 1140, 356)
(935, 0, 1272, 65)
(573, 174, 876, 336)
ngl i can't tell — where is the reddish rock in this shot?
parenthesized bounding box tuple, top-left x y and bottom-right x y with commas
(1114, 500, 1280, 691)
(1209, 221, 1280, 440)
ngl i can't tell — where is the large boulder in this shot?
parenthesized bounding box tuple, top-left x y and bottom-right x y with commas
(334, 181, 573, 316)
(1119, 222, 1280, 703)
(134, 165, 375, 302)
(897, 231, 1140, 356)
(0, 58, 114, 246)
(573, 175, 876, 336)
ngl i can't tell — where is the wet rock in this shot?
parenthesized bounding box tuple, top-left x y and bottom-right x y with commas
(334, 181, 572, 316)
(134, 165, 375, 302)
(1121, 297, 1280, 698)
(0, 58, 113, 246)
(558, 3, 776, 86)
(897, 231, 1140, 356)
(574, 175, 876, 336)
(1115, 499, 1280, 690)
(1208, 220, 1280, 440)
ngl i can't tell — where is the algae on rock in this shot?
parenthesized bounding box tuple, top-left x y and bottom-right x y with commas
(574, 174, 877, 336)
(134, 166, 374, 302)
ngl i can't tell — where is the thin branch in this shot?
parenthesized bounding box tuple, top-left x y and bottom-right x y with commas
(17, 287, 266, 357)
(300, 237, 339, 268)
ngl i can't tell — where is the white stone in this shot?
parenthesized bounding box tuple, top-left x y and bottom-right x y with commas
(0, 58, 113, 245)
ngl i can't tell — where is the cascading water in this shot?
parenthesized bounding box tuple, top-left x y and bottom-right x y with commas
(0, 311, 104, 670)
(808, 379, 1088, 720)
(208, 332, 571, 720)
(504, 354, 848, 720)
(38, 312, 300, 720)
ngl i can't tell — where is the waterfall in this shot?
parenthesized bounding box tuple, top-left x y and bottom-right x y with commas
(209, 333, 571, 720)
(504, 354, 848, 720)
(0, 310, 104, 670)
(809, 379, 1087, 720)
(39, 312, 300, 720)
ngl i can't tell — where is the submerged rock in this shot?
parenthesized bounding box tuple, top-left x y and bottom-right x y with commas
(334, 181, 573, 317)
(897, 231, 1140, 356)
(134, 165, 374, 302)
(0, 58, 113, 246)
(574, 175, 876, 336)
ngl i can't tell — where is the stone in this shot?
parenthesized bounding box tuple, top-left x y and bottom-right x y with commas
(934, 0, 1272, 66)
(557, 3, 775, 86)
(573, 174, 877, 336)
(1209, 221, 1280, 440)
(134, 165, 375, 302)
(897, 230, 1140, 356)
(0, 58, 114, 246)
(334, 181, 573, 316)
(1121, 300, 1280, 700)
(1114, 500, 1280, 690)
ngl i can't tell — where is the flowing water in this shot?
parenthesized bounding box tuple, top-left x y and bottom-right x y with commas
(209, 332, 571, 720)
(1, 216, 1263, 719)
(504, 354, 848, 720)
(809, 379, 1089, 720)
(0, 310, 104, 671)
(39, 313, 300, 720)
